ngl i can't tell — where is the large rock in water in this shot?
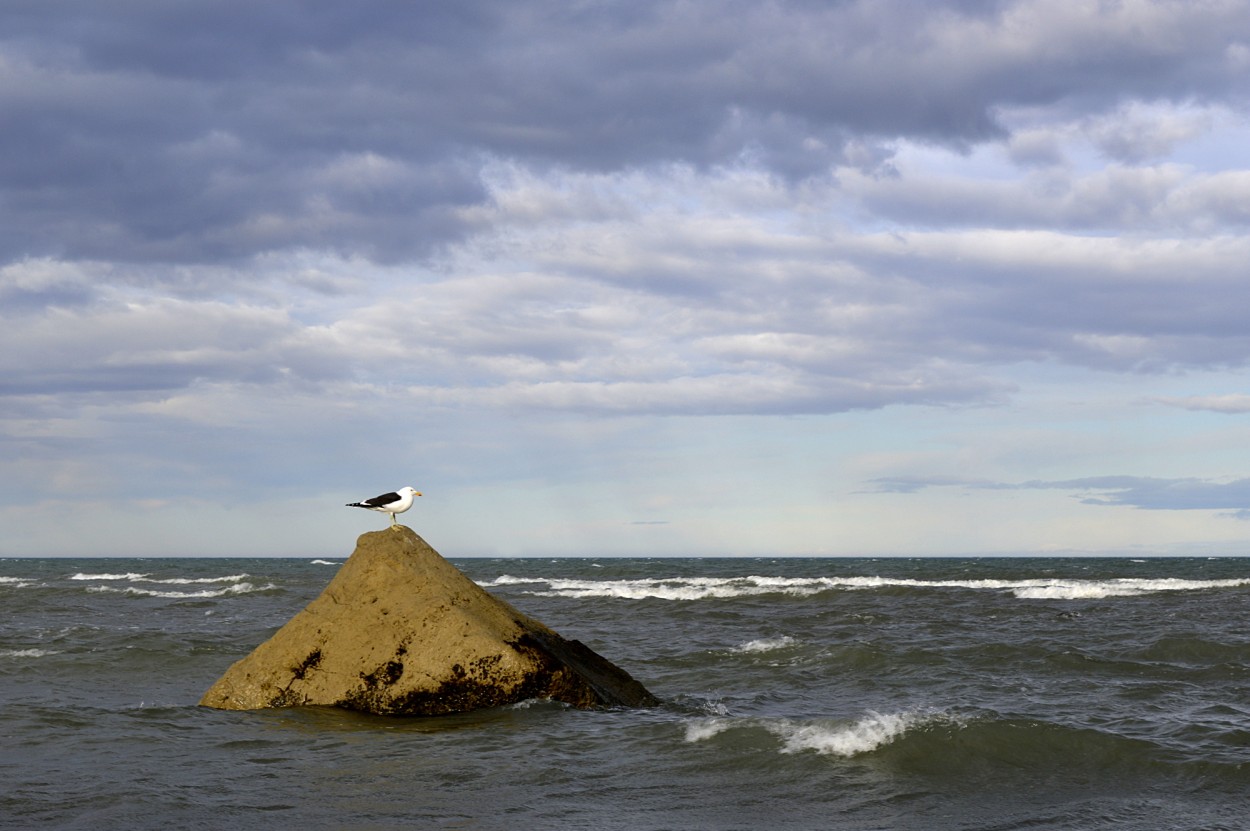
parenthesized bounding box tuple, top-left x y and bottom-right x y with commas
(199, 527, 657, 715)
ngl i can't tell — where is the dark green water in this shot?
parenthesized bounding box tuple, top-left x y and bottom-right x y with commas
(3, 556, 1249, 830)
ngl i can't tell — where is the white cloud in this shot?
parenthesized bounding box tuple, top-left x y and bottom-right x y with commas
(1158, 394, 1250, 414)
(1086, 101, 1214, 163)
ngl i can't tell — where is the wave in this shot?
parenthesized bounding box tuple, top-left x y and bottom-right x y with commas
(141, 574, 250, 585)
(685, 709, 947, 758)
(72, 572, 249, 584)
(1011, 577, 1250, 599)
(483, 574, 1250, 601)
(311, 560, 340, 566)
(0, 648, 60, 659)
(484, 575, 545, 586)
(483, 575, 836, 600)
(71, 572, 251, 587)
(682, 709, 1250, 781)
(86, 581, 277, 599)
(731, 636, 798, 654)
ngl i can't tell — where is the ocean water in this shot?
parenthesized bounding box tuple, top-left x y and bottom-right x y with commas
(3, 554, 1249, 830)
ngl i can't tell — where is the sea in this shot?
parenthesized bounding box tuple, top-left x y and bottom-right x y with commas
(3, 555, 1249, 831)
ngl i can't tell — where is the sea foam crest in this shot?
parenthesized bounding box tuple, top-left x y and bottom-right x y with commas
(87, 582, 276, 599)
(0, 648, 60, 659)
(141, 574, 250, 585)
(684, 718, 734, 743)
(1011, 577, 1250, 600)
(685, 709, 941, 757)
(484, 574, 1250, 601)
(519, 576, 840, 601)
(72, 572, 254, 591)
(481, 575, 546, 586)
(732, 636, 798, 654)
(771, 710, 924, 757)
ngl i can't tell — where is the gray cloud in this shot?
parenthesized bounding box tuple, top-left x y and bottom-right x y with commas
(3, 0, 1247, 267)
(4, 161, 1247, 424)
(870, 474, 1250, 516)
(846, 163, 1250, 234)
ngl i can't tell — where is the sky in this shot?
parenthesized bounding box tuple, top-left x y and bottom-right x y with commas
(4, 0, 1250, 558)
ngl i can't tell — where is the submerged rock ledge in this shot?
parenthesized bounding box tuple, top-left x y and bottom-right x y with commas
(199, 526, 657, 715)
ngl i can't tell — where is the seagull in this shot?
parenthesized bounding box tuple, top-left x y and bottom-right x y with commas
(346, 486, 422, 528)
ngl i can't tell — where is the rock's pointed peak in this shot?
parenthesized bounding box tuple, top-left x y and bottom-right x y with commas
(200, 527, 657, 715)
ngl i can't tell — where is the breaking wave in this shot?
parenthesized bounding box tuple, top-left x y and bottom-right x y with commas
(1, 648, 60, 659)
(731, 636, 798, 654)
(86, 582, 276, 599)
(72, 572, 250, 585)
(483, 574, 1250, 601)
(685, 709, 948, 757)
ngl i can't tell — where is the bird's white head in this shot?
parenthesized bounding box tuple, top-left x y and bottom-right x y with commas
(402, 486, 422, 497)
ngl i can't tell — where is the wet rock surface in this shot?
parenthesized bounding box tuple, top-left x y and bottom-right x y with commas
(199, 526, 658, 715)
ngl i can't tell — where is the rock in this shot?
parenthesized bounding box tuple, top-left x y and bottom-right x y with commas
(199, 526, 658, 715)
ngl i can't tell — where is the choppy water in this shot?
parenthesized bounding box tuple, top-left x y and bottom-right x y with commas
(3, 555, 1250, 830)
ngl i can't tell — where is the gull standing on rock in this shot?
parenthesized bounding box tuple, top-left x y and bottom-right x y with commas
(346, 486, 422, 528)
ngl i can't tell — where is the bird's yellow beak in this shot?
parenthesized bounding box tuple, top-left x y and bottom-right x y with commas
(415, 492, 423, 497)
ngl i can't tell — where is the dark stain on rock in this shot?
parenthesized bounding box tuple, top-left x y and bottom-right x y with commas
(360, 659, 405, 689)
(268, 688, 304, 707)
(510, 631, 659, 708)
(333, 631, 657, 717)
(340, 662, 546, 716)
(341, 657, 409, 713)
(291, 648, 322, 681)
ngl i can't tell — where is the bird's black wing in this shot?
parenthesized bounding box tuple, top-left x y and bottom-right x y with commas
(363, 491, 402, 507)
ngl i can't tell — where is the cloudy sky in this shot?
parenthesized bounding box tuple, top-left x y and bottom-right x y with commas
(4, 0, 1250, 557)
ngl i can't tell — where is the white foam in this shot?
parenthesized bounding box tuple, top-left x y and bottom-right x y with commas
(87, 581, 276, 599)
(487, 574, 1250, 602)
(685, 717, 733, 742)
(507, 697, 555, 710)
(0, 577, 35, 589)
(311, 560, 340, 566)
(481, 574, 545, 586)
(683, 709, 942, 757)
(139, 574, 250, 585)
(1011, 577, 1250, 600)
(523, 576, 839, 601)
(770, 710, 926, 757)
(0, 648, 60, 659)
(71, 572, 254, 589)
(732, 636, 798, 654)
